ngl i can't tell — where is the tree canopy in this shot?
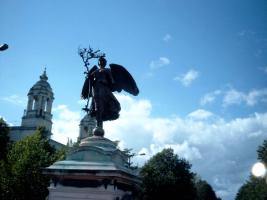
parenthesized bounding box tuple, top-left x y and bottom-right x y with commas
(195, 178, 221, 200)
(140, 148, 197, 200)
(0, 127, 65, 200)
(257, 139, 267, 163)
(0, 118, 10, 160)
(235, 139, 267, 200)
(235, 177, 267, 200)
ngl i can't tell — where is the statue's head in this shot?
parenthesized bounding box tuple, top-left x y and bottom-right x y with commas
(98, 56, 107, 68)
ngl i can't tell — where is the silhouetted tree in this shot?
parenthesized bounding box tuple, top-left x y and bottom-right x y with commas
(140, 148, 196, 200)
(235, 139, 267, 200)
(235, 177, 267, 200)
(195, 178, 221, 200)
(257, 139, 267, 163)
(0, 118, 10, 160)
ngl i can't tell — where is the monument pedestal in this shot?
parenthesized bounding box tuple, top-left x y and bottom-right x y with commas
(48, 183, 132, 200)
(44, 136, 140, 200)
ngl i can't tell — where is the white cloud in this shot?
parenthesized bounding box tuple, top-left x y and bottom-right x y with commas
(223, 88, 267, 107)
(200, 88, 267, 108)
(200, 90, 221, 105)
(187, 109, 214, 120)
(223, 89, 245, 107)
(163, 34, 172, 42)
(174, 69, 199, 87)
(134, 142, 202, 164)
(51, 105, 81, 145)
(51, 95, 267, 200)
(0, 95, 27, 106)
(150, 57, 170, 70)
(246, 89, 267, 106)
(169, 142, 202, 160)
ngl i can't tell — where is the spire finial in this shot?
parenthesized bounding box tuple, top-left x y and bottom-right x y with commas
(40, 67, 48, 81)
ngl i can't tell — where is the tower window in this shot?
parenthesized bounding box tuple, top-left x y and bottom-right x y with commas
(32, 97, 38, 110)
(45, 98, 49, 112)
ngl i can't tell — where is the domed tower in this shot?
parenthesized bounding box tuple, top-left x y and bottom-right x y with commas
(21, 69, 54, 134)
(78, 114, 96, 141)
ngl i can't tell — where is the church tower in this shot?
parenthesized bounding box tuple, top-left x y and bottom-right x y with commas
(78, 114, 96, 141)
(21, 69, 54, 133)
(10, 69, 64, 149)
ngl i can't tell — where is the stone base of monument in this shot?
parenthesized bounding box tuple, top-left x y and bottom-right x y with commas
(47, 184, 132, 200)
(44, 136, 140, 200)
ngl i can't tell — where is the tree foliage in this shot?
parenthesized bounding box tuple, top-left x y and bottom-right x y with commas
(0, 118, 10, 160)
(257, 139, 267, 163)
(235, 177, 267, 200)
(140, 148, 197, 200)
(0, 127, 65, 200)
(195, 178, 221, 200)
(235, 139, 267, 200)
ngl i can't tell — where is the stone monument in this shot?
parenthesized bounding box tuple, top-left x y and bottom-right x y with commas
(44, 47, 140, 200)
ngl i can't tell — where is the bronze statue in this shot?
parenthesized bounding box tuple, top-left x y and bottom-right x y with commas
(79, 47, 139, 136)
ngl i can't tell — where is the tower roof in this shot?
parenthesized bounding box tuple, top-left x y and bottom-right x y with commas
(28, 69, 54, 97)
(40, 68, 48, 81)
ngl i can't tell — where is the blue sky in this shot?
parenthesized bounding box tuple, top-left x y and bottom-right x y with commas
(1, 0, 267, 199)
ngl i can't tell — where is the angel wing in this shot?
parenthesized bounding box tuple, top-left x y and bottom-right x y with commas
(81, 65, 98, 99)
(110, 64, 139, 96)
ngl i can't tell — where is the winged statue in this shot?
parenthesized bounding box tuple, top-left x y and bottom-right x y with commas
(81, 56, 139, 135)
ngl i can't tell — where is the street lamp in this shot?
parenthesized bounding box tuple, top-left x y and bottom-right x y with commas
(251, 161, 266, 178)
(0, 43, 8, 51)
